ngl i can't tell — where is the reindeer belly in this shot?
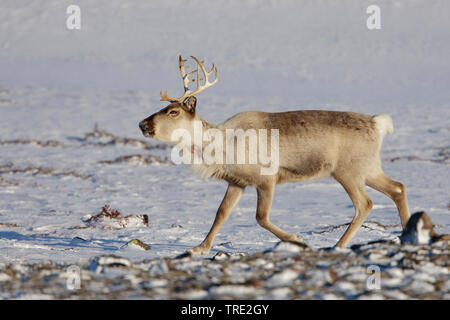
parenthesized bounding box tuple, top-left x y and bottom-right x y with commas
(276, 154, 334, 184)
(275, 133, 338, 184)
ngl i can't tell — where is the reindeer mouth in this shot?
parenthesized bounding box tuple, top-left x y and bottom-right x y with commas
(141, 128, 154, 137)
(144, 130, 154, 137)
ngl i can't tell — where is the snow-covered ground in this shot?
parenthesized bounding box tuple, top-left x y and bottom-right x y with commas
(0, 0, 449, 296)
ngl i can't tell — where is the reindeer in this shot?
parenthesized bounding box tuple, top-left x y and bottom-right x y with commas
(139, 56, 410, 254)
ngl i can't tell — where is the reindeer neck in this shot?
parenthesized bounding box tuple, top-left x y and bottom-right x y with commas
(194, 116, 217, 131)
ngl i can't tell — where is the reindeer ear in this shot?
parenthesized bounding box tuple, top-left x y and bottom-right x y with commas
(183, 96, 197, 113)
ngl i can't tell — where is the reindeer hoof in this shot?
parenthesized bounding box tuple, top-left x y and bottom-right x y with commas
(175, 251, 193, 259)
(290, 235, 306, 244)
(187, 245, 210, 255)
(285, 235, 309, 248)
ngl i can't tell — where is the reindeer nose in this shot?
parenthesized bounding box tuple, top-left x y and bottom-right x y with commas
(139, 121, 147, 131)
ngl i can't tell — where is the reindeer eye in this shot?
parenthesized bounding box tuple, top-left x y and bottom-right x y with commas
(169, 110, 179, 116)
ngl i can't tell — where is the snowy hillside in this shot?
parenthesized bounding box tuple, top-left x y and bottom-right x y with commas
(0, 0, 449, 268)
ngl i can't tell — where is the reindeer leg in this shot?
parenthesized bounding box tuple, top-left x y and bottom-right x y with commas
(366, 171, 410, 228)
(335, 176, 373, 248)
(188, 183, 243, 255)
(256, 183, 305, 244)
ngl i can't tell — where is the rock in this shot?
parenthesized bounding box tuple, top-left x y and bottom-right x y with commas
(270, 241, 307, 255)
(141, 278, 169, 289)
(400, 211, 436, 245)
(269, 287, 293, 299)
(209, 285, 262, 299)
(175, 289, 208, 300)
(88, 255, 132, 273)
(148, 260, 169, 276)
(407, 280, 435, 295)
(1, 233, 449, 299)
(121, 239, 151, 251)
(212, 251, 230, 261)
(96, 255, 132, 267)
(175, 251, 193, 259)
(70, 236, 90, 245)
(265, 268, 300, 288)
(333, 281, 359, 297)
(0, 273, 11, 282)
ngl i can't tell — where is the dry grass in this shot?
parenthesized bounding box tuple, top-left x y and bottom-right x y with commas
(0, 139, 63, 147)
(99, 154, 174, 166)
(83, 204, 149, 229)
(82, 124, 168, 151)
(0, 162, 93, 180)
(85, 205, 122, 222)
(384, 146, 450, 165)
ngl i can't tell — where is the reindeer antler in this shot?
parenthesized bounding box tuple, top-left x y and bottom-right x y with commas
(160, 55, 218, 103)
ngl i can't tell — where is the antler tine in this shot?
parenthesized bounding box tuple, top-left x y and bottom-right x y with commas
(209, 64, 218, 83)
(160, 56, 218, 103)
(190, 56, 218, 88)
(196, 64, 200, 89)
(179, 55, 195, 93)
(160, 89, 173, 102)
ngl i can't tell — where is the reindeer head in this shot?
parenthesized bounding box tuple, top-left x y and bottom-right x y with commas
(139, 56, 218, 143)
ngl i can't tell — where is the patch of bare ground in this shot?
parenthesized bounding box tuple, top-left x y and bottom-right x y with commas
(0, 88, 12, 104)
(384, 146, 450, 165)
(0, 176, 19, 186)
(0, 222, 19, 227)
(0, 125, 168, 151)
(0, 162, 93, 180)
(0, 139, 63, 147)
(99, 154, 174, 166)
(313, 221, 399, 235)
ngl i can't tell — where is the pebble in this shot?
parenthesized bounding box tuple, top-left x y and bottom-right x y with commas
(265, 268, 299, 288)
(0, 240, 448, 299)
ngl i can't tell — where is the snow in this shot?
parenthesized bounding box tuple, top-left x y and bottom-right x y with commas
(0, 0, 449, 298)
(265, 268, 300, 287)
